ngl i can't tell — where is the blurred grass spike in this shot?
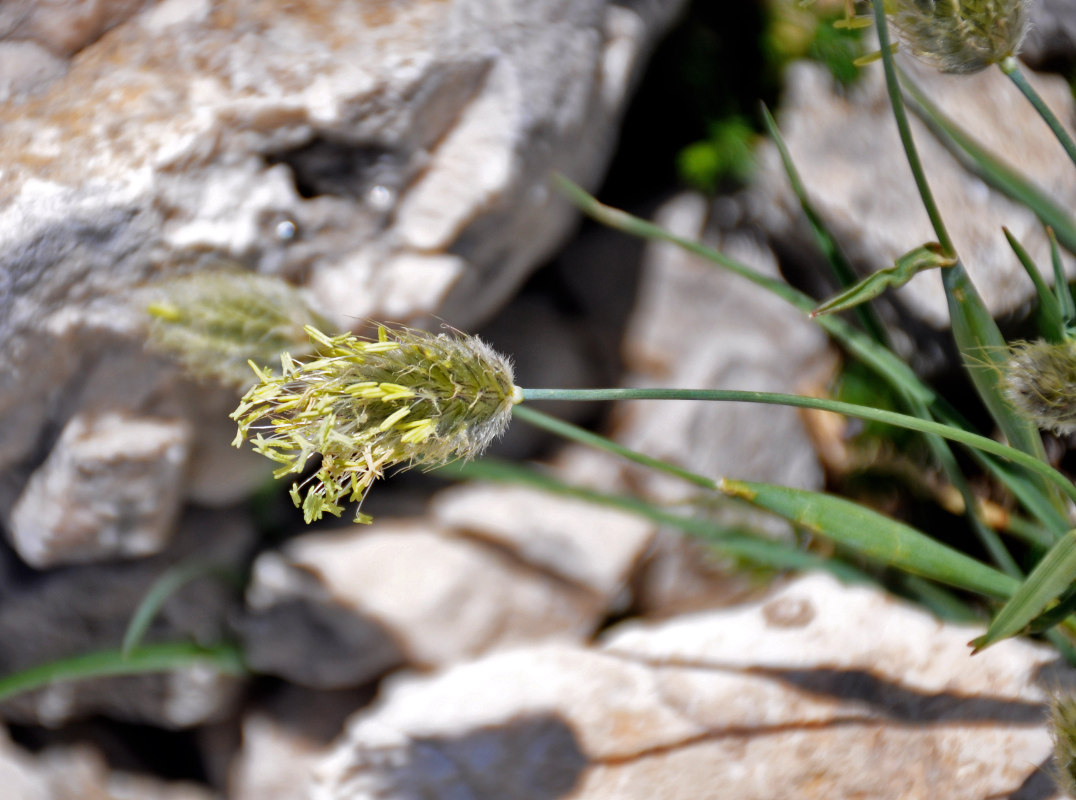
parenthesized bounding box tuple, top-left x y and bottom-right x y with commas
(885, 0, 1032, 74)
(1050, 693, 1076, 797)
(1001, 339, 1076, 434)
(231, 324, 521, 524)
(810, 242, 955, 317)
(146, 269, 332, 390)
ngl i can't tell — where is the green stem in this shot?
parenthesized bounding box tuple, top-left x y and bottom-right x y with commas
(0, 642, 247, 704)
(900, 69, 1076, 256)
(1000, 56, 1076, 171)
(517, 388, 1076, 506)
(874, 7, 1056, 480)
(553, 173, 934, 407)
(555, 176, 1068, 535)
(511, 404, 715, 490)
(760, 104, 889, 345)
(872, 3, 953, 255)
(902, 392, 1021, 577)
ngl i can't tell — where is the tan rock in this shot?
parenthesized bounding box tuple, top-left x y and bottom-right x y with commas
(0, 723, 215, 800)
(241, 520, 605, 688)
(8, 410, 190, 567)
(432, 482, 654, 599)
(313, 574, 1067, 799)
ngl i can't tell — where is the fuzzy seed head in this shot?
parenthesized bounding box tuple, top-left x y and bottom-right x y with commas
(1001, 339, 1076, 434)
(887, 0, 1032, 74)
(231, 324, 520, 524)
(146, 270, 330, 389)
(1051, 692, 1076, 797)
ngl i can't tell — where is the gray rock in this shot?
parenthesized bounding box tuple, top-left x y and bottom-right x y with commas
(312, 574, 1069, 799)
(240, 520, 605, 689)
(0, 40, 67, 102)
(755, 58, 1076, 330)
(0, 0, 685, 568)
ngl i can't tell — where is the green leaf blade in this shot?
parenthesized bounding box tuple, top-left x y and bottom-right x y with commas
(810, 243, 954, 318)
(1003, 227, 1066, 342)
(971, 530, 1076, 652)
(718, 478, 1019, 600)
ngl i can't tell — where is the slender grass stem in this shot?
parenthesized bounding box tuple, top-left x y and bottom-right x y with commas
(511, 404, 715, 490)
(872, 3, 953, 255)
(760, 104, 889, 345)
(518, 388, 1076, 507)
(554, 177, 1068, 534)
(1000, 56, 1076, 171)
(900, 69, 1076, 255)
(872, 6, 1056, 485)
(0, 642, 247, 704)
(552, 173, 933, 407)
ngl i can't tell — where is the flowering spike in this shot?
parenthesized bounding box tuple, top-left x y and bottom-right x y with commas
(1050, 692, 1076, 797)
(145, 270, 331, 389)
(231, 324, 520, 523)
(1000, 339, 1076, 434)
(886, 0, 1032, 74)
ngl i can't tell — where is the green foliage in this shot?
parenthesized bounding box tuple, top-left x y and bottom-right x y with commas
(677, 117, 757, 192)
(806, 10, 867, 85)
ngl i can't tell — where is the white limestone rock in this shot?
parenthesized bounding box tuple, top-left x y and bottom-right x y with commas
(230, 712, 328, 800)
(7, 410, 190, 567)
(240, 520, 605, 689)
(312, 574, 1070, 799)
(432, 481, 654, 600)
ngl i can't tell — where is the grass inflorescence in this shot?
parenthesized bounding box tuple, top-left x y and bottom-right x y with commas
(231, 324, 521, 523)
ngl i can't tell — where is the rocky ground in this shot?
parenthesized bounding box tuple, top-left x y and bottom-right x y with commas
(2, 1, 1076, 798)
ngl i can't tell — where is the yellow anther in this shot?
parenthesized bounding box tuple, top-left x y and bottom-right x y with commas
(379, 407, 411, 431)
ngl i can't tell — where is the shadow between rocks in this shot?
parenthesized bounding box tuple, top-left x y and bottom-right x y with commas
(1006, 756, 1060, 800)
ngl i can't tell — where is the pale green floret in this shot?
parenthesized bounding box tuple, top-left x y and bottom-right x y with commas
(1000, 339, 1076, 434)
(886, 0, 1031, 74)
(231, 324, 519, 524)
